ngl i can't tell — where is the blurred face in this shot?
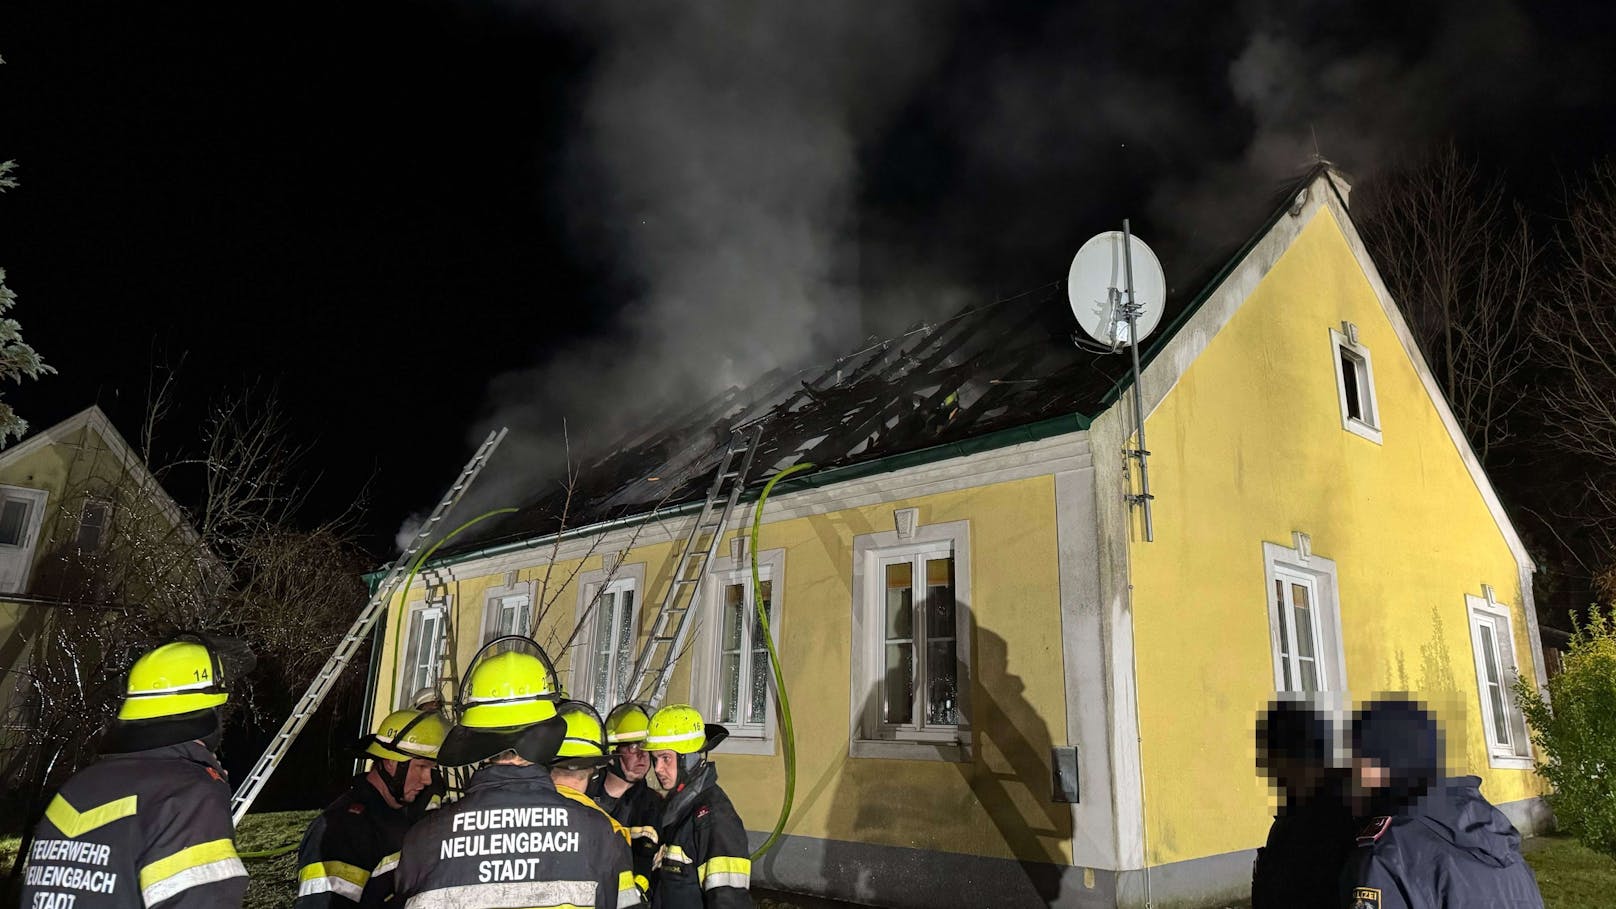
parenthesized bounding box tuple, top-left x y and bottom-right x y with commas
(1350, 758, 1390, 812)
(616, 743, 651, 782)
(652, 750, 679, 790)
(403, 759, 438, 803)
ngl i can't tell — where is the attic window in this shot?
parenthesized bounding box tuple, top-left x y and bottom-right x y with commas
(1330, 324, 1381, 444)
(77, 499, 112, 551)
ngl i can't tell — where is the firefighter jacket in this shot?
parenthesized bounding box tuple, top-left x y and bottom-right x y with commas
(652, 765, 751, 909)
(19, 741, 248, 909)
(1341, 777, 1545, 909)
(590, 773, 663, 894)
(391, 762, 640, 909)
(294, 774, 412, 909)
(1251, 772, 1357, 909)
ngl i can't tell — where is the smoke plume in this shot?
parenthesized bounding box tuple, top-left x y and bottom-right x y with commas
(454, 2, 955, 522)
(413, 0, 1574, 542)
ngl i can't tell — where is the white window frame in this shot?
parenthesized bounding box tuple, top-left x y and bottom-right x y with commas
(850, 518, 972, 762)
(481, 580, 535, 643)
(1466, 593, 1534, 769)
(0, 484, 49, 594)
(572, 559, 646, 715)
(1262, 541, 1347, 694)
(691, 547, 785, 756)
(1330, 326, 1382, 444)
(396, 595, 450, 709)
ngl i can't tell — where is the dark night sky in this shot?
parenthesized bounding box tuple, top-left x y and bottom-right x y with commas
(3, 0, 1614, 555)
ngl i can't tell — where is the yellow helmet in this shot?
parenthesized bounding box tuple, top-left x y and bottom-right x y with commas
(605, 702, 652, 745)
(367, 709, 448, 762)
(117, 641, 229, 721)
(554, 701, 607, 761)
(459, 650, 558, 730)
(646, 704, 707, 755)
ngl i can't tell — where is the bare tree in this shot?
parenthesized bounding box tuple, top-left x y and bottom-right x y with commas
(1357, 144, 1541, 461)
(0, 382, 370, 860)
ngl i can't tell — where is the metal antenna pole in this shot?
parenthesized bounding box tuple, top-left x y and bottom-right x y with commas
(1122, 219, 1155, 542)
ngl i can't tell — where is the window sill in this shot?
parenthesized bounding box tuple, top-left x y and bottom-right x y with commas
(850, 736, 971, 763)
(1343, 418, 1383, 445)
(1486, 752, 1535, 771)
(716, 732, 775, 756)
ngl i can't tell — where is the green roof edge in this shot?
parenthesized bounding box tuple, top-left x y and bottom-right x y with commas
(366, 408, 1093, 581)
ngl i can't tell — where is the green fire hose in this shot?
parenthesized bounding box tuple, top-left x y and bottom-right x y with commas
(748, 462, 813, 861)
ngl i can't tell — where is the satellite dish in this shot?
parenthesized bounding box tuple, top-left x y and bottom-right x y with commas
(1067, 230, 1167, 348)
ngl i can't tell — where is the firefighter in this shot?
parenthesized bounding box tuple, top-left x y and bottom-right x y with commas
(389, 649, 641, 909)
(20, 636, 253, 909)
(645, 704, 751, 909)
(548, 700, 647, 897)
(1340, 698, 1545, 908)
(293, 709, 447, 908)
(591, 702, 663, 891)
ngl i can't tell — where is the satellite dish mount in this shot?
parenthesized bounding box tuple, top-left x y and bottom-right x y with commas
(1067, 219, 1162, 542)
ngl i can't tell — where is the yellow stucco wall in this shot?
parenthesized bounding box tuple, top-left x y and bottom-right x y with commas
(372, 475, 1074, 864)
(1127, 207, 1548, 867)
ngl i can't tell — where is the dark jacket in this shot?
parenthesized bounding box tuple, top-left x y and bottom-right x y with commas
(1252, 773, 1358, 909)
(652, 765, 750, 909)
(294, 775, 411, 909)
(391, 762, 639, 909)
(591, 772, 663, 894)
(19, 741, 248, 909)
(1341, 776, 1545, 909)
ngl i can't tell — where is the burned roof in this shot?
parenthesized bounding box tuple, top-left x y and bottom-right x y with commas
(436, 163, 1335, 560)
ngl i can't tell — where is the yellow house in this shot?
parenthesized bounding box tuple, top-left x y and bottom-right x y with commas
(0, 406, 194, 746)
(362, 166, 1550, 908)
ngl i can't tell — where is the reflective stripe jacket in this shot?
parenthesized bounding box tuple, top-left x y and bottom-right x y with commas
(652, 768, 751, 909)
(591, 774, 662, 895)
(294, 775, 411, 909)
(1341, 777, 1545, 909)
(392, 762, 640, 909)
(19, 741, 248, 909)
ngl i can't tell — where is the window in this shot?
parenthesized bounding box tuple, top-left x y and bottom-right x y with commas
(586, 579, 637, 714)
(399, 600, 447, 708)
(485, 592, 532, 642)
(689, 547, 785, 754)
(879, 550, 961, 727)
(1262, 540, 1346, 694)
(1466, 593, 1533, 767)
(1331, 325, 1382, 443)
(0, 496, 32, 547)
(77, 499, 112, 551)
(851, 518, 972, 761)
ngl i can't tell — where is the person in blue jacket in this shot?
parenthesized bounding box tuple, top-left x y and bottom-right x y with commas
(1340, 697, 1544, 909)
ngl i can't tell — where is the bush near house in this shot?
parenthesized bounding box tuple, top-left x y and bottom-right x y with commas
(1517, 605, 1616, 859)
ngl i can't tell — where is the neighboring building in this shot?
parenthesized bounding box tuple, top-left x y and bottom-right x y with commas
(362, 166, 1551, 908)
(0, 406, 194, 740)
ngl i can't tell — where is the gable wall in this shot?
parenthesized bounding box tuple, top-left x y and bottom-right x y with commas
(1124, 205, 1548, 870)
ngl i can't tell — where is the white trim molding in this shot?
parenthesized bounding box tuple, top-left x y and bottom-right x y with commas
(1262, 540, 1347, 694)
(1329, 325, 1383, 444)
(690, 547, 786, 756)
(479, 579, 536, 643)
(1465, 592, 1534, 770)
(848, 518, 973, 762)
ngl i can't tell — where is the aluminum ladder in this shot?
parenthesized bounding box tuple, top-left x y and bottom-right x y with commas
(229, 427, 508, 825)
(625, 425, 763, 706)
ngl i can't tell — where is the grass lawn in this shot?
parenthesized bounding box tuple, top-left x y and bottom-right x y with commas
(5, 813, 1613, 908)
(1526, 834, 1616, 909)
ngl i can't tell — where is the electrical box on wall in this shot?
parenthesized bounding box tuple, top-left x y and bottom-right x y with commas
(1052, 746, 1079, 803)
